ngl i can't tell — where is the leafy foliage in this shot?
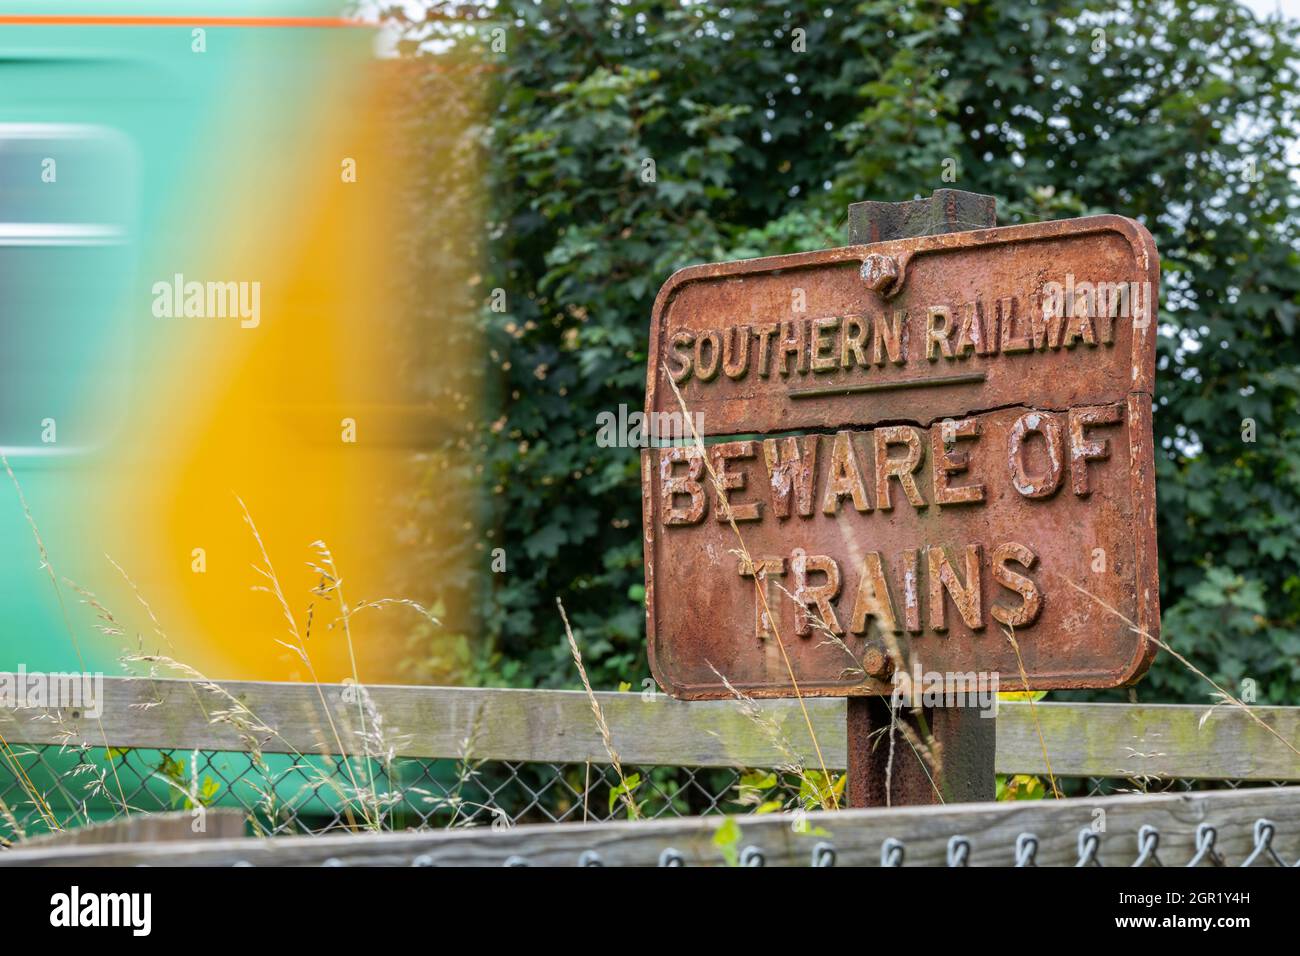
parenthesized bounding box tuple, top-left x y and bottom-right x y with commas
(397, 0, 1300, 704)
(996, 773, 1047, 801)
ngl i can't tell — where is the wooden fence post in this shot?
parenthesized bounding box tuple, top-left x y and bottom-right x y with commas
(844, 188, 998, 807)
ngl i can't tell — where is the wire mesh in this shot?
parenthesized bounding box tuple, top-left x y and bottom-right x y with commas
(0, 741, 1292, 844)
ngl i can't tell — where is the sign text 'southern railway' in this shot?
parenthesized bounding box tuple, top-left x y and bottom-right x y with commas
(642, 216, 1160, 699)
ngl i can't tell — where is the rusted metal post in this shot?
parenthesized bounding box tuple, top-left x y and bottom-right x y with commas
(845, 188, 998, 807)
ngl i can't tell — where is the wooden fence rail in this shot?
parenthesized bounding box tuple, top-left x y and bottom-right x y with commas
(1, 786, 1296, 866)
(0, 674, 1296, 781)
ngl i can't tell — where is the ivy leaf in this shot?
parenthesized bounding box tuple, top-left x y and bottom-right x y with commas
(713, 816, 742, 867)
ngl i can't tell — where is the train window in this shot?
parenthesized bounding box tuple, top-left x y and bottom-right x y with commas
(0, 124, 136, 456)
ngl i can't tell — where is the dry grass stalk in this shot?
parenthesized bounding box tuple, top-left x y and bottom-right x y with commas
(1001, 624, 1062, 798)
(66, 574, 313, 828)
(1, 455, 455, 837)
(705, 662, 852, 812)
(0, 729, 62, 833)
(414, 704, 507, 829)
(664, 371, 840, 810)
(1, 454, 130, 821)
(84, 553, 393, 832)
(306, 539, 383, 825)
(706, 662, 806, 778)
(777, 577, 944, 804)
(557, 597, 640, 819)
(1066, 578, 1300, 762)
(235, 496, 378, 828)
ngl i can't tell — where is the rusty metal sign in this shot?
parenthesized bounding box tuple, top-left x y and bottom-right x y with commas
(642, 215, 1160, 699)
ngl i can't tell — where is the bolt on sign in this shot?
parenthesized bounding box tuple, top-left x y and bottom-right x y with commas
(641, 216, 1160, 699)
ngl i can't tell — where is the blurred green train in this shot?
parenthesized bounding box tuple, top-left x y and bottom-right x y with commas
(0, 1, 455, 839)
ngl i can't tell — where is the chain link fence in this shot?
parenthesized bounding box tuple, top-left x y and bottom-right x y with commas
(2, 740, 1294, 844)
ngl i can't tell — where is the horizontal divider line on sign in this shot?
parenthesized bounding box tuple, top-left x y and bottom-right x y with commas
(787, 371, 987, 398)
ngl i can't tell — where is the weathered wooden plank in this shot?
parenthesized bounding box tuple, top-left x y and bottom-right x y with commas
(998, 701, 1300, 781)
(17, 809, 246, 848)
(0, 674, 842, 768)
(0, 675, 1295, 780)
(1, 786, 1295, 867)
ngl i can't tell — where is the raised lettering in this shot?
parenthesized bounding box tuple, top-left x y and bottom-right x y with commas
(668, 330, 695, 382)
(661, 446, 706, 524)
(811, 317, 840, 372)
(841, 315, 868, 368)
(874, 426, 927, 509)
(848, 551, 898, 635)
(791, 550, 841, 636)
(926, 306, 954, 360)
(991, 542, 1042, 628)
(762, 436, 817, 518)
(1068, 404, 1122, 496)
(932, 418, 985, 506)
(821, 431, 873, 514)
(927, 544, 984, 632)
(1009, 411, 1064, 499)
(873, 310, 908, 365)
(710, 441, 760, 522)
(722, 324, 751, 379)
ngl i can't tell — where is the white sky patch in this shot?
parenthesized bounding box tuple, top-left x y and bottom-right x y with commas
(1240, 0, 1300, 19)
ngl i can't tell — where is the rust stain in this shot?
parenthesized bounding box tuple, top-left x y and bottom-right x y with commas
(643, 216, 1160, 699)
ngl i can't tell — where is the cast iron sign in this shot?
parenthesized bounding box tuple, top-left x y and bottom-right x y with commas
(642, 215, 1160, 699)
